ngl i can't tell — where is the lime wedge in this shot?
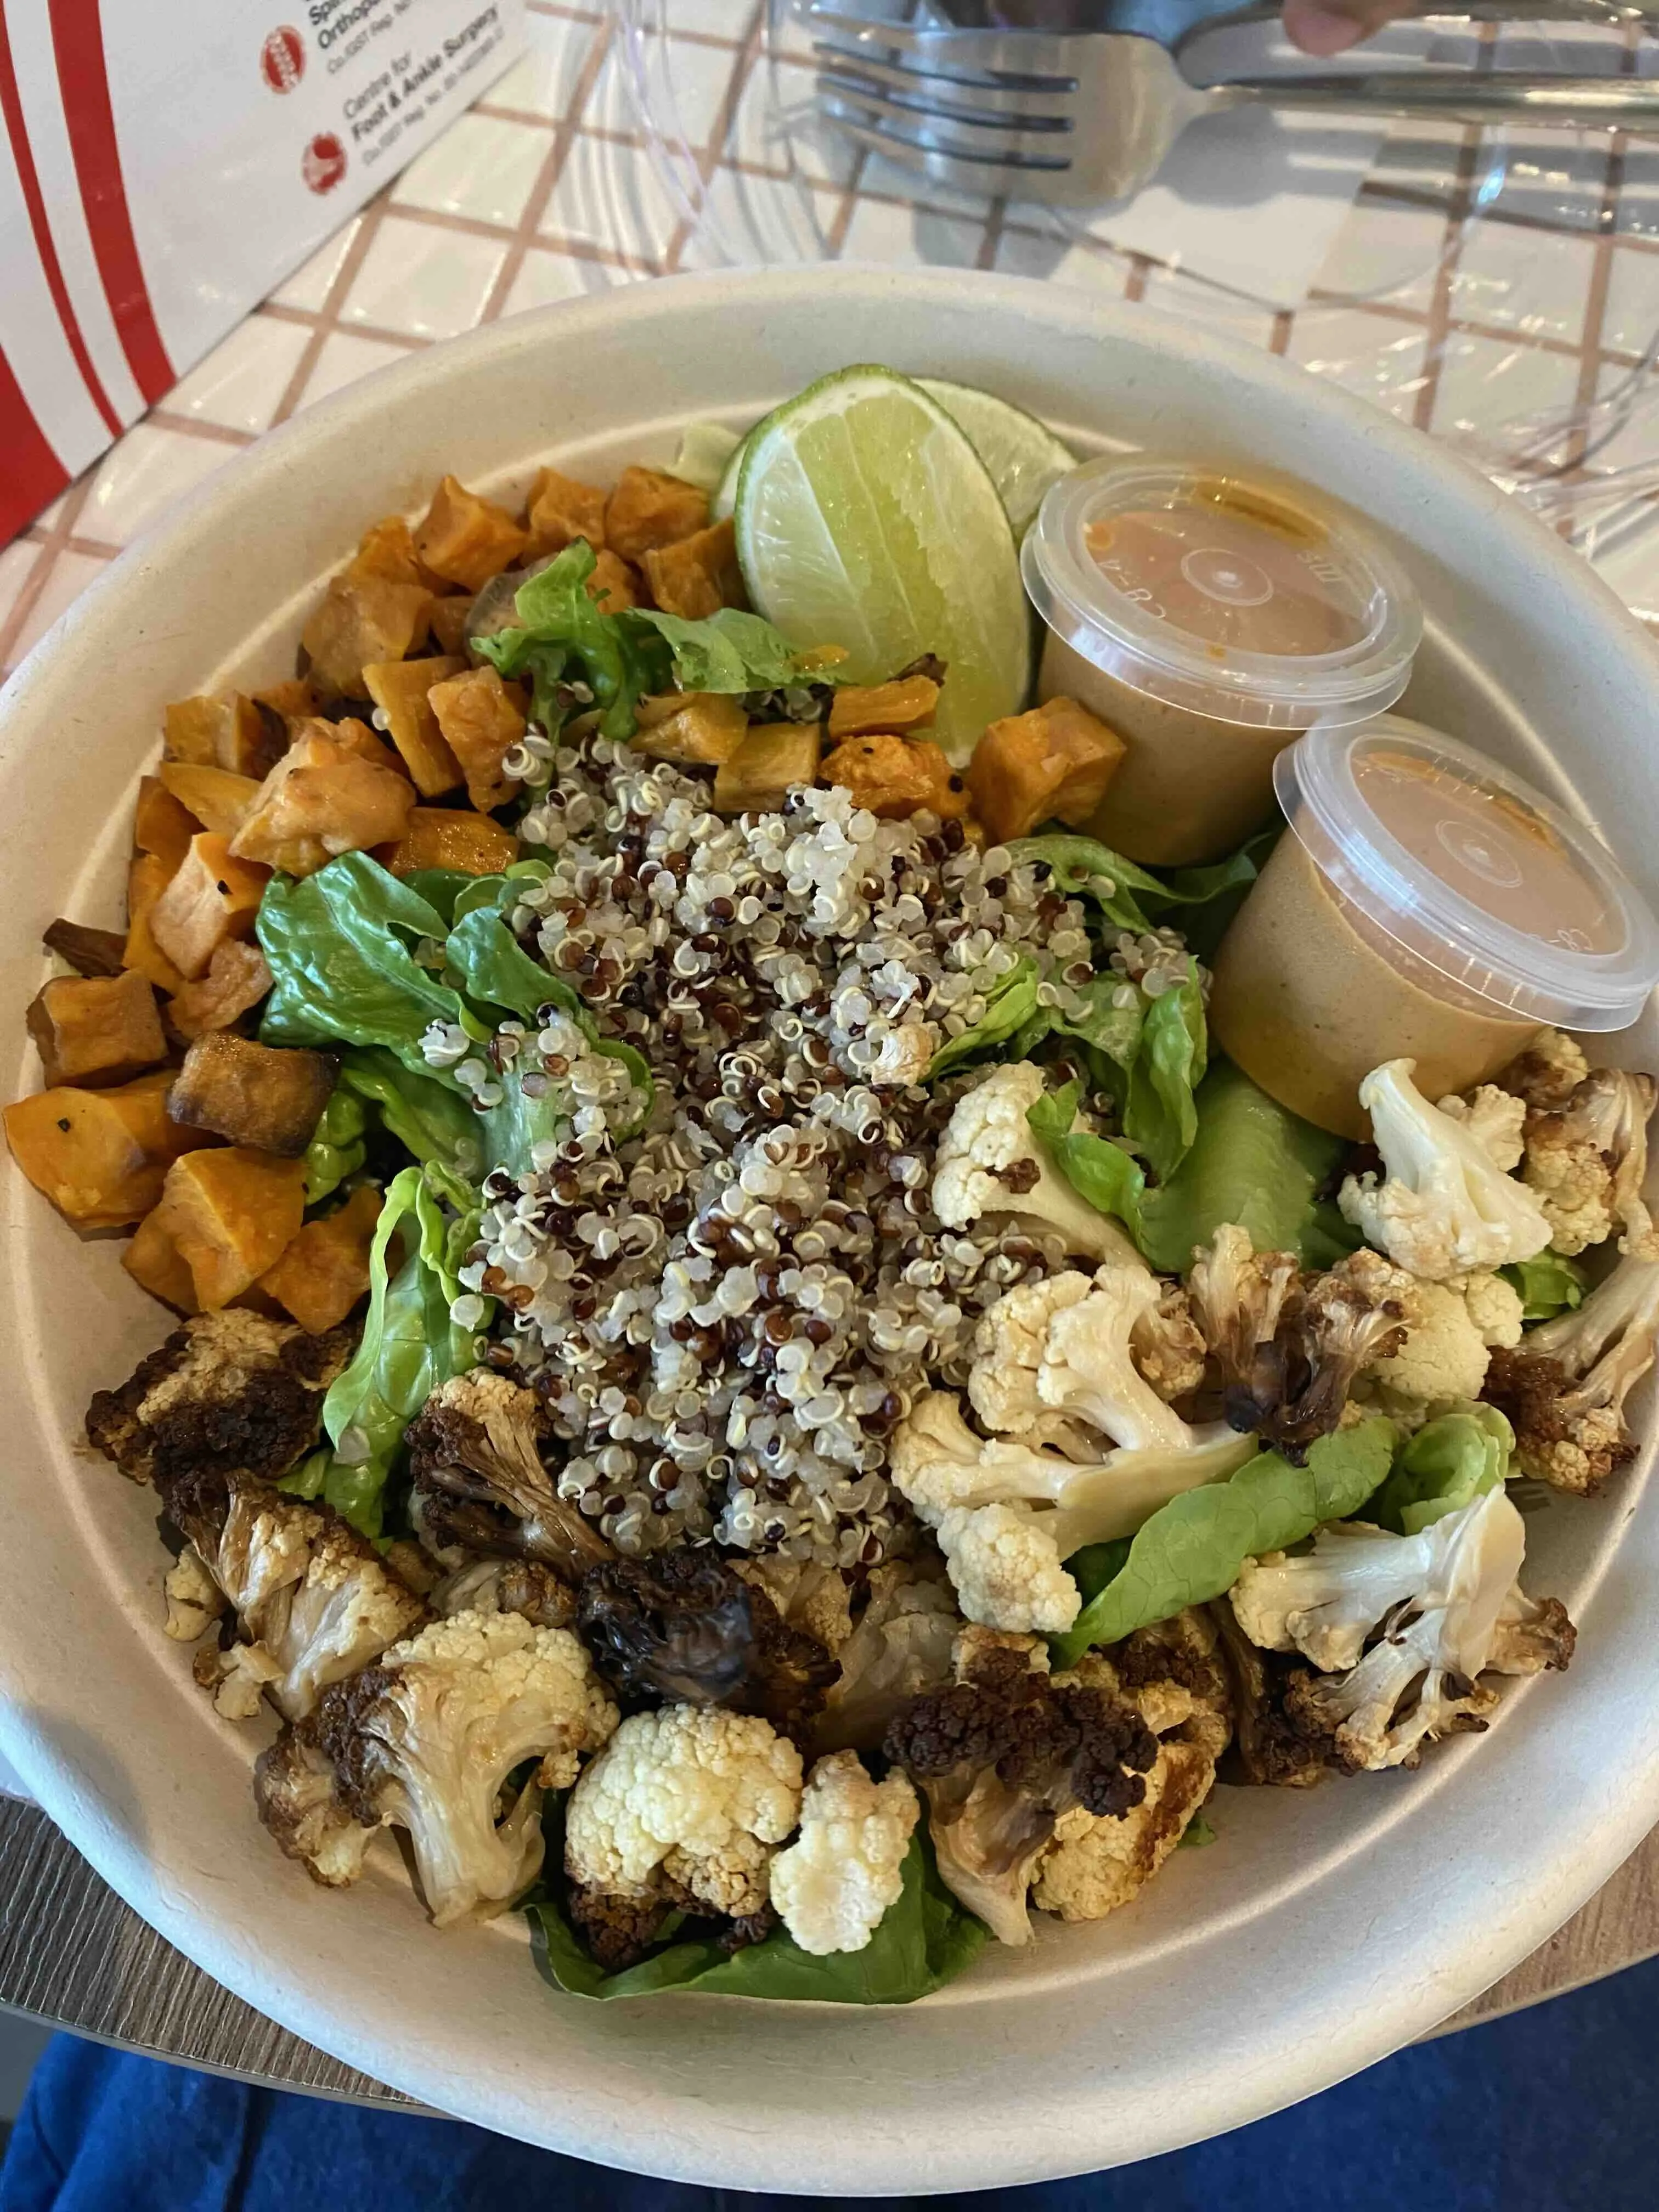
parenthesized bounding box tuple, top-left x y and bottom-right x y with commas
(918, 379, 1076, 539)
(733, 366, 1030, 764)
(712, 429, 752, 523)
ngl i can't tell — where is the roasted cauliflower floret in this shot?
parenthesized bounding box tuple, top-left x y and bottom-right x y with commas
(1032, 1610, 1232, 1921)
(969, 1272, 1093, 1437)
(1496, 1029, 1591, 1111)
(161, 1545, 226, 1643)
(429, 1556, 576, 1630)
(769, 1751, 920, 1955)
(1339, 1059, 1551, 1279)
(1339, 1247, 1504, 1407)
(405, 1372, 613, 1577)
(814, 1558, 962, 1755)
(932, 1062, 1141, 1267)
(86, 1310, 351, 1488)
(1519, 1067, 1659, 1259)
(1482, 1251, 1659, 1492)
(255, 1610, 618, 1924)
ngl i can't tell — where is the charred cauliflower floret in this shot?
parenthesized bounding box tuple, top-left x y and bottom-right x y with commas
(769, 1751, 921, 1956)
(1482, 1251, 1659, 1492)
(1032, 1610, 1232, 1922)
(86, 1311, 351, 1488)
(1519, 1068, 1659, 1259)
(1497, 1029, 1592, 1112)
(1188, 1225, 1406, 1456)
(1208, 1600, 1334, 1790)
(733, 1557, 854, 1656)
(430, 1556, 576, 1630)
(563, 1705, 803, 1966)
(884, 1627, 1158, 1945)
(165, 1466, 426, 1721)
(255, 1610, 618, 1924)
(405, 1372, 613, 1578)
(932, 1062, 1142, 1268)
(576, 1547, 839, 1737)
(814, 1558, 962, 1755)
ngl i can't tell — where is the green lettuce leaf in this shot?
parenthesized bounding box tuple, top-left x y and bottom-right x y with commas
(928, 957, 1043, 1080)
(336, 1047, 482, 1178)
(258, 854, 480, 1081)
(1124, 963, 1206, 1183)
(399, 868, 476, 927)
(303, 1086, 369, 1205)
(1049, 1417, 1397, 1666)
(528, 1826, 984, 2005)
(624, 606, 848, 696)
(1367, 1403, 1514, 1536)
(1008, 829, 1273, 942)
(1500, 1251, 1588, 1322)
(307, 1165, 484, 1539)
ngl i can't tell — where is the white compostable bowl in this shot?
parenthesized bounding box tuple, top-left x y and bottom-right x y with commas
(2, 268, 1657, 2195)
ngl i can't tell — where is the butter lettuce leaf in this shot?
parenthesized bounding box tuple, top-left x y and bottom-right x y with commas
(1499, 1251, 1588, 1322)
(1367, 1403, 1513, 1537)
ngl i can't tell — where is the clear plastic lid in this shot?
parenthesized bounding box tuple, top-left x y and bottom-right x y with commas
(1022, 458, 1422, 731)
(1279, 714, 1659, 1031)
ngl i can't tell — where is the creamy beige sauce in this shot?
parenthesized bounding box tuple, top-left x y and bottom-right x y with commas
(1209, 831, 1539, 1139)
(1084, 504, 1364, 660)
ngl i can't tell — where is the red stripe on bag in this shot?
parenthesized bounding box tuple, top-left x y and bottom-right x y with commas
(48, 0, 173, 405)
(0, 7, 123, 437)
(0, 344, 70, 546)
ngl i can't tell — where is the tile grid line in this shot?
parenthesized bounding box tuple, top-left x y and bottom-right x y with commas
(478, 12, 617, 319)
(0, 477, 94, 670)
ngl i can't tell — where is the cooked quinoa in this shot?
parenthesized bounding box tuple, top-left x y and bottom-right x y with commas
(436, 727, 1199, 1565)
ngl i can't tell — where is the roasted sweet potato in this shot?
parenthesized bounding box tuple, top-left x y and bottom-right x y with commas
(588, 549, 639, 613)
(374, 809, 520, 878)
(713, 724, 822, 814)
(426, 664, 527, 811)
(965, 695, 1127, 843)
(361, 656, 467, 795)
(258, 1185, 383, 1333)
(301, 573, 433, 697)
(229, 730, 414, 878)
(309, 713, 407, 778)
(43, 919, 127, 979)
(134, 776, 200, 871)
(641, 518, 747, 621)
(157, 762, 262, 839)
(822, 733, 967, 823)
(123, 853, 187, 996)
(27, 969, 166, 1088)
(631, 692, 747, 767)
(167, 1033, 337, 1156)
(153, 1146, 307, 1310)
(414, 475, 528, 592)
(123, 1209, 199, 1314)
(828, 674, 941, 741)
(163, 692, 280, 778)
(346, 515, 441, 593)
(4, 1071, 212, 1230)
(149, 835, 269, 981)
(166, 941, 273, 1041)
(605, 467, 708, 562)
(427, 595, 476, 656)
(526, 466, 608, 557)
(252, 678, 317, 721)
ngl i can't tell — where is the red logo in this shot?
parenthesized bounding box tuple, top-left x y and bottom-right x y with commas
(259, 26, 305, 94)
(302, 132, 347, 195)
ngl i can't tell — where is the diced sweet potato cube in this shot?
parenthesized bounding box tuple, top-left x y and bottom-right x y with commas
(631, 692, 747, 767)
(526, 466, 608, 557)
(124, 853, 187, 996)
(823, 733, 968, 823)
(153, 1146, 307, 1310)
(361, 656, 467, 795)
(346, 515, 442, 593)
(588, 549, 639, 613)
(4, 1071, 212, 1231)
(427, 664, 527, 811)
(252, 678, 317, 721)
(827, 674, 941, 741)
(374, 808, 520, 879)
(258, 1185, 383, 1333)
(427, 595, 476, 656)
(123, 1209, 199, 1314)
(157, 762, 262, 839)
(229, 731, 414, 879)
(150, 835, 270, 981)
(414, 474, 528, 592)
(44, 919, 127, 979)
(641, 518, 748, 621)
(134, 776, 200, 871)
(966, 696, 1127, 844)
(167, 1032, 337, 1156)
(27, 969, 166, 1088)
(166, 941, 273, 1041)
(605, 467, 708, 562)
(309, 713, 407, 778)
(163, 692, 280, 778)
(713, 723, 822, 814)
(301, 573, 434, 697)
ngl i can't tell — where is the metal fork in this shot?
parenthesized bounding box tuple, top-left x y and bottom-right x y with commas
(809, 2, 1659, 206)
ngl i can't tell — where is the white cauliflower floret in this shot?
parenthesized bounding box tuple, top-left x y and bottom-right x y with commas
(1340, 1058, 1551, 1279)
(969, 1272, 1092, 1436)
(770, 1751, 920, 1955)
(870, 1022, 939, 1088)
(1037, 1265, 1195, 1451)
(1340, 1249, 1503, 1406)
(1519, 1068, 1659, 1259)
(1457, 1268, 1525, 1348)
(1436, 1085, 1526, 1171)
(563, 1705, 803, 1920)
(1497, 1029, 1591, 1111)
(932, 1062, 1141, 1267)
(935, 1503, 1083, 1635)
(162, 1546, 225, 1642)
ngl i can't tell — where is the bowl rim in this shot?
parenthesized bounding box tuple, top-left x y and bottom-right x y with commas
(3, 262, 1658, 2193)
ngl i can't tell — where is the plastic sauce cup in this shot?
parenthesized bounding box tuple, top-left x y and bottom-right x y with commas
(1209, 715, 1659, 1139)
(1022, 459, 1422, 866)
